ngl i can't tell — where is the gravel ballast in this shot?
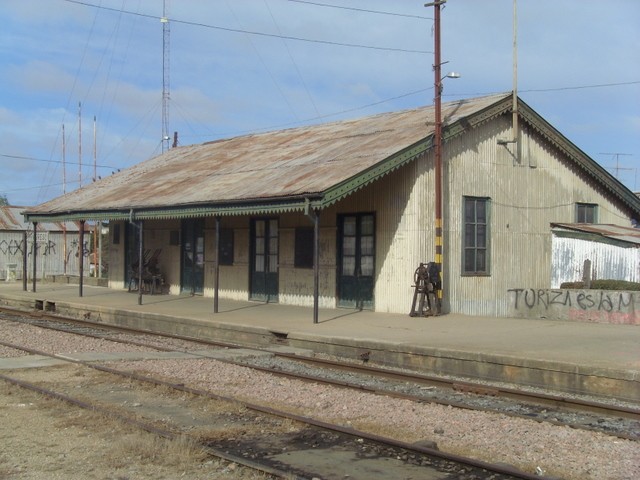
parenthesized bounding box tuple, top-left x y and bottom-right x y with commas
(1, 318, 638, 479)
(118, 357, 639, 480)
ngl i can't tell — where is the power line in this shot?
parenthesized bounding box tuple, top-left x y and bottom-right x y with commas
(181, 79, 640, 140)
(264, 0, 320, 117)
(287, 0, 432, 20)
(63, 0, 431, 54)
(443, 81, 640, 100)
(0, 153, 117, 170)
(2, 182, 64, 193)
(519, 80, 640, 93)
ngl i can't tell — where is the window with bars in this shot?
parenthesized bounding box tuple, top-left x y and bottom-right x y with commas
(463, 196, 490, 275)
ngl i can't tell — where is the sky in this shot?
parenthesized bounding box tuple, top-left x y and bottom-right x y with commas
(1, 0, 639, 207)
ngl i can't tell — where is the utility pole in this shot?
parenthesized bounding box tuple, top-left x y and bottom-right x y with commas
(93, 115, 99, 277)
(426, 0, 445, 314)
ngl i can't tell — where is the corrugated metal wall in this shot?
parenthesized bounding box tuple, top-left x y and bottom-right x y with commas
(321, 156, 434, 314)
(104, 113, 636, 317)
(444, 116, 633, 316)
(0, 231, 85, 280)
(551, 236, 640, 287)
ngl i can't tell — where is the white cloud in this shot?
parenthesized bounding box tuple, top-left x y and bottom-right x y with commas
(1, 0, 639, 204)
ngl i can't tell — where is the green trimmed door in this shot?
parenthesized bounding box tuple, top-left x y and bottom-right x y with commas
(250, 218, 279, 302)
(181, 219, 204, 294)
(337, 213, 375, 309)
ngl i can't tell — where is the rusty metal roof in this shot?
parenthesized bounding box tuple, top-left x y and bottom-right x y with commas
(23, 94, 509, 221)
(0, 206, 82, 232)
(552, 223, 640, 246)
(22, 92, 640, 222)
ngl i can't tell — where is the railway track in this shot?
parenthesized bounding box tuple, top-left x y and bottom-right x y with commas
(2, 306, 638, 441)
(1, 338, 544, 480)
(2, 306, 639, 478)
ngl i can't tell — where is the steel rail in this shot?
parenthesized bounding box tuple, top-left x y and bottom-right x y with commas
(0, 338, 553, 480)
(2, 325, 635, 442)
(0, 305, 229, 348)
(2, 305, 638, 423)
(0, 371, 302, 480)
(274, 353, 640, 422)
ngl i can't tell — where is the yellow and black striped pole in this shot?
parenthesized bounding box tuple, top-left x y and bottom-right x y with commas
(426, 0, 446, 314)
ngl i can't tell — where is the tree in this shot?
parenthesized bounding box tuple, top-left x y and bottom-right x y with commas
(0, 194, 9, 206)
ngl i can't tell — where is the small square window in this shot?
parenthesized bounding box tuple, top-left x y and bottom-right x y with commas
(576, 203, 597, 223)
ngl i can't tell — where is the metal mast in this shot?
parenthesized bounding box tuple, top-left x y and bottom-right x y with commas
(62, 123, 67, 275)
(62, 124, 66, 194)
(161, 1, 170, 152)
(78, 102, 82, 187)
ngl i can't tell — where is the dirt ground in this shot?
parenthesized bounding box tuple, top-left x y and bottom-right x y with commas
(0, 380, 272, 480)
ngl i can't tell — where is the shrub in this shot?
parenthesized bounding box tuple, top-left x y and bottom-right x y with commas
(559, 280, 640, 291)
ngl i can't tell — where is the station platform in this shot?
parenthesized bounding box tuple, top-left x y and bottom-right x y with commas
(1, 282, 638, 403)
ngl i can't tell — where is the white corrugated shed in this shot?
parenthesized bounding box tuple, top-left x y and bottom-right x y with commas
(551, 223, 640, 287)
(0, 206, 87, 280)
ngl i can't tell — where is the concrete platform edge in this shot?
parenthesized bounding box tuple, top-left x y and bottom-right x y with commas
(1, 290, 638, 402)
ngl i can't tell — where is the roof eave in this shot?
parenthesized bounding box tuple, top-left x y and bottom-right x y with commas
(22, 194, 325, 223)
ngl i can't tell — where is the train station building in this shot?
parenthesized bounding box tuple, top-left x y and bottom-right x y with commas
(21, 93, 640, 319)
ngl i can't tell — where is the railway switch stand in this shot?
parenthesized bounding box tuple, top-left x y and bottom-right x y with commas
(409, 262, 441, 317)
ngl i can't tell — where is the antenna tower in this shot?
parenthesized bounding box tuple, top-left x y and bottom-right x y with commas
(600, 152, 633, 179)
(161, 1, 170, 152)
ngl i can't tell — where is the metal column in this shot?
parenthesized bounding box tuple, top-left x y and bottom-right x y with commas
(214, 216, 220, 313)
(22, 231, 27, 291)
(313, 210, 320, 324)
(32, 222, 37, 292)
(78, 220, 85, 297)
(138, 220, 144, 306)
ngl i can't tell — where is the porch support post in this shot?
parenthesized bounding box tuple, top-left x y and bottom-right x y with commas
(78, 220, 85, 297)
(138, 220, 144, 306)
(313, 209, 320, 324)
(32, 222, 37, 292)
(214, 216, 220, 313)
(22, 231, 28, 291)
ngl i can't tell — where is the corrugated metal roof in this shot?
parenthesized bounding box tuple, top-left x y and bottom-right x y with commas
(23, 94, 509, 220)
(551, 223, 640, 246)
(23, 92, 640, 222)
(0, 206, 82, 232)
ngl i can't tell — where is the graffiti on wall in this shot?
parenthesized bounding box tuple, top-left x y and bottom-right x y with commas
(508, 288, 639, 325)
(0, 239, 89, 258)
(69, 239, 90, 258)
(0, 239, 24, 256)
(509, 288, 633, 312)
